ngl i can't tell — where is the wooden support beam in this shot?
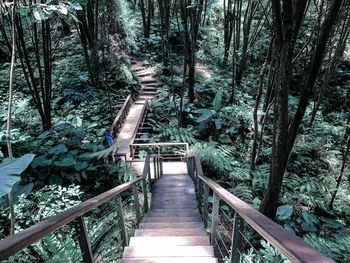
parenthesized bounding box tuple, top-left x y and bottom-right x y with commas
(210, 193, 219, 248)
(116, 195, 128, 247)
(74, 216, 94, 263)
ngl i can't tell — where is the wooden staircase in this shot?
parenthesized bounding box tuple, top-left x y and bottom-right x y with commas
(117, 173, 218, 262)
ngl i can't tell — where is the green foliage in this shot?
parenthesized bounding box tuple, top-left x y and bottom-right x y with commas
(0, 154, 35, 196)
(153, 124, 197, 144)
(303, 232, 350, 262)
(190, 142, 234, 176)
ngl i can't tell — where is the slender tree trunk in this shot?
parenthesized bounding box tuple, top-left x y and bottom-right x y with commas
(250, 37, 273, 173)
(330, 134, 350, 209)
(260, 0, 343, 219)
(6, 0, 16, 236)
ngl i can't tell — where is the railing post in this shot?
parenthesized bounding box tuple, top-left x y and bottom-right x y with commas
(142, 179, 149, 213)
(74, 216, 94, 263)
(160, 157, 163, 177)
(230, 213, 242, 263)
(203, 184, 209, 228)
(157, 157, 161, 178)
(153, 156, 157, 179)
(132, 185, 141, 225)
(116, 195, 128, 247)
(211, 193, 219, 248)
(148, 160, 152, 193)
(198, 179, 203, 214)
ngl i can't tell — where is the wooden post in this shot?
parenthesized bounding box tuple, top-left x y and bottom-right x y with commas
(142, 179, 149, 213)
(198, 179, 203, 215)
(116, 195, 128, 247)
(160, 157, 163, 177)
(203, 184, 209, 228)
(230, 213, 242, 263)
(74, 216, 94, 263)
(148, 159, 152, 193)
(157, 157, 161, 178)
(211, 193, 219, 248)
(132, 185, 141, 225)
(153, 157, 157, 179)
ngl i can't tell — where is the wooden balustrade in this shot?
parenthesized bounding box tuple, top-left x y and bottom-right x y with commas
(130, 142, 190, 159)
(129, 100, 149, 157)
(0, 155, 151, 262)
(111, 94, 132, 137)
(187, 154, 335, 263)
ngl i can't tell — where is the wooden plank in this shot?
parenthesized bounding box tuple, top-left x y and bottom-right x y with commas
(139, 222, 203, 229)
(116, 257, 218, 263)
(146, 212, 199, 217)
(143, 217, 202, 223)
(123, 246, 214, 258)
(129, 236, 210, 246)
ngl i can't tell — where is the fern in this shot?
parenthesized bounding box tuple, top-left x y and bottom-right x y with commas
(154, 124, 198, 144)
(89, 141, 123, 160)
(303, 232, 350, 262)
(228, 183, 253, 203)
(190, 142, 234, 175)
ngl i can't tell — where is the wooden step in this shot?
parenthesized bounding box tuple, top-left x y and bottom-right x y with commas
(129, 236, 210, 246)
(149, 208, 199, 213)
(150, 204, 198, 209)
(139, 222, 203, 229)
(147, 211, 199, 217)
(117, 257, 218, 262)
(135, 228, 207, 237)
(123, 246, 214, 258)
(143, 216, 202, 223)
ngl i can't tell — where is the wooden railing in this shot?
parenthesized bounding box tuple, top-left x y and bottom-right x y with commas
(130, 142, 190, 159)
(111, 94, 132, 137)
(0, 155, 152, 262)
(187, 154, 335, 263)
(128, 100, 149, 157)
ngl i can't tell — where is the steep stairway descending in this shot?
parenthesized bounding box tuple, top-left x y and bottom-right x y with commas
(117, 173, 218, 262)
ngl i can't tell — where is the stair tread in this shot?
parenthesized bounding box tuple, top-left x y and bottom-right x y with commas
(117, 257, 218, 262)
(135, 229, 207, 237)
(123, 246, 214, 258)
(129, 236, 210, 246)
(140, 222, 203, 229)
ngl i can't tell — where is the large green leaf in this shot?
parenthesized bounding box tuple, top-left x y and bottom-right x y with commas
(0, 154, 35, 196)
(213, 90, 223, 111)
(31, 155, 52, 169)
(276, 205, 293, 221)
(54, 157, 76, 167)
(49, 144, 68, 155)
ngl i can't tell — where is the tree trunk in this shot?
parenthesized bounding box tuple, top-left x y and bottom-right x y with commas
(6, 0, 16, 236)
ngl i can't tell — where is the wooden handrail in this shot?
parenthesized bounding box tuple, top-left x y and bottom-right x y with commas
(129, 100, 148, 145)
(191, 154, 334, 263)
(130, 142, 190, 156)
(0, 155, 151, 261)
(111, 94, 132, 136)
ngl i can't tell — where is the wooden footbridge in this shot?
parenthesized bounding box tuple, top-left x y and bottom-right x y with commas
(0, 61, 335, 263)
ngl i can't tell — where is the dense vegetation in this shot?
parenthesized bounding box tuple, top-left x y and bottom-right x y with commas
(0, 0, 349, 262)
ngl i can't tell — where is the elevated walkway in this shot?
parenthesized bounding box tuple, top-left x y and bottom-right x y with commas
(117, 172, 218, 262)
(116, 60, 160, 160)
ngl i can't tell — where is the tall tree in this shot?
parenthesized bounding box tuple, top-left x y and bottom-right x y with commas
(259, 0, 344, 219)
(6, 0, 16, 236)
(179, 0, 204, 103)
